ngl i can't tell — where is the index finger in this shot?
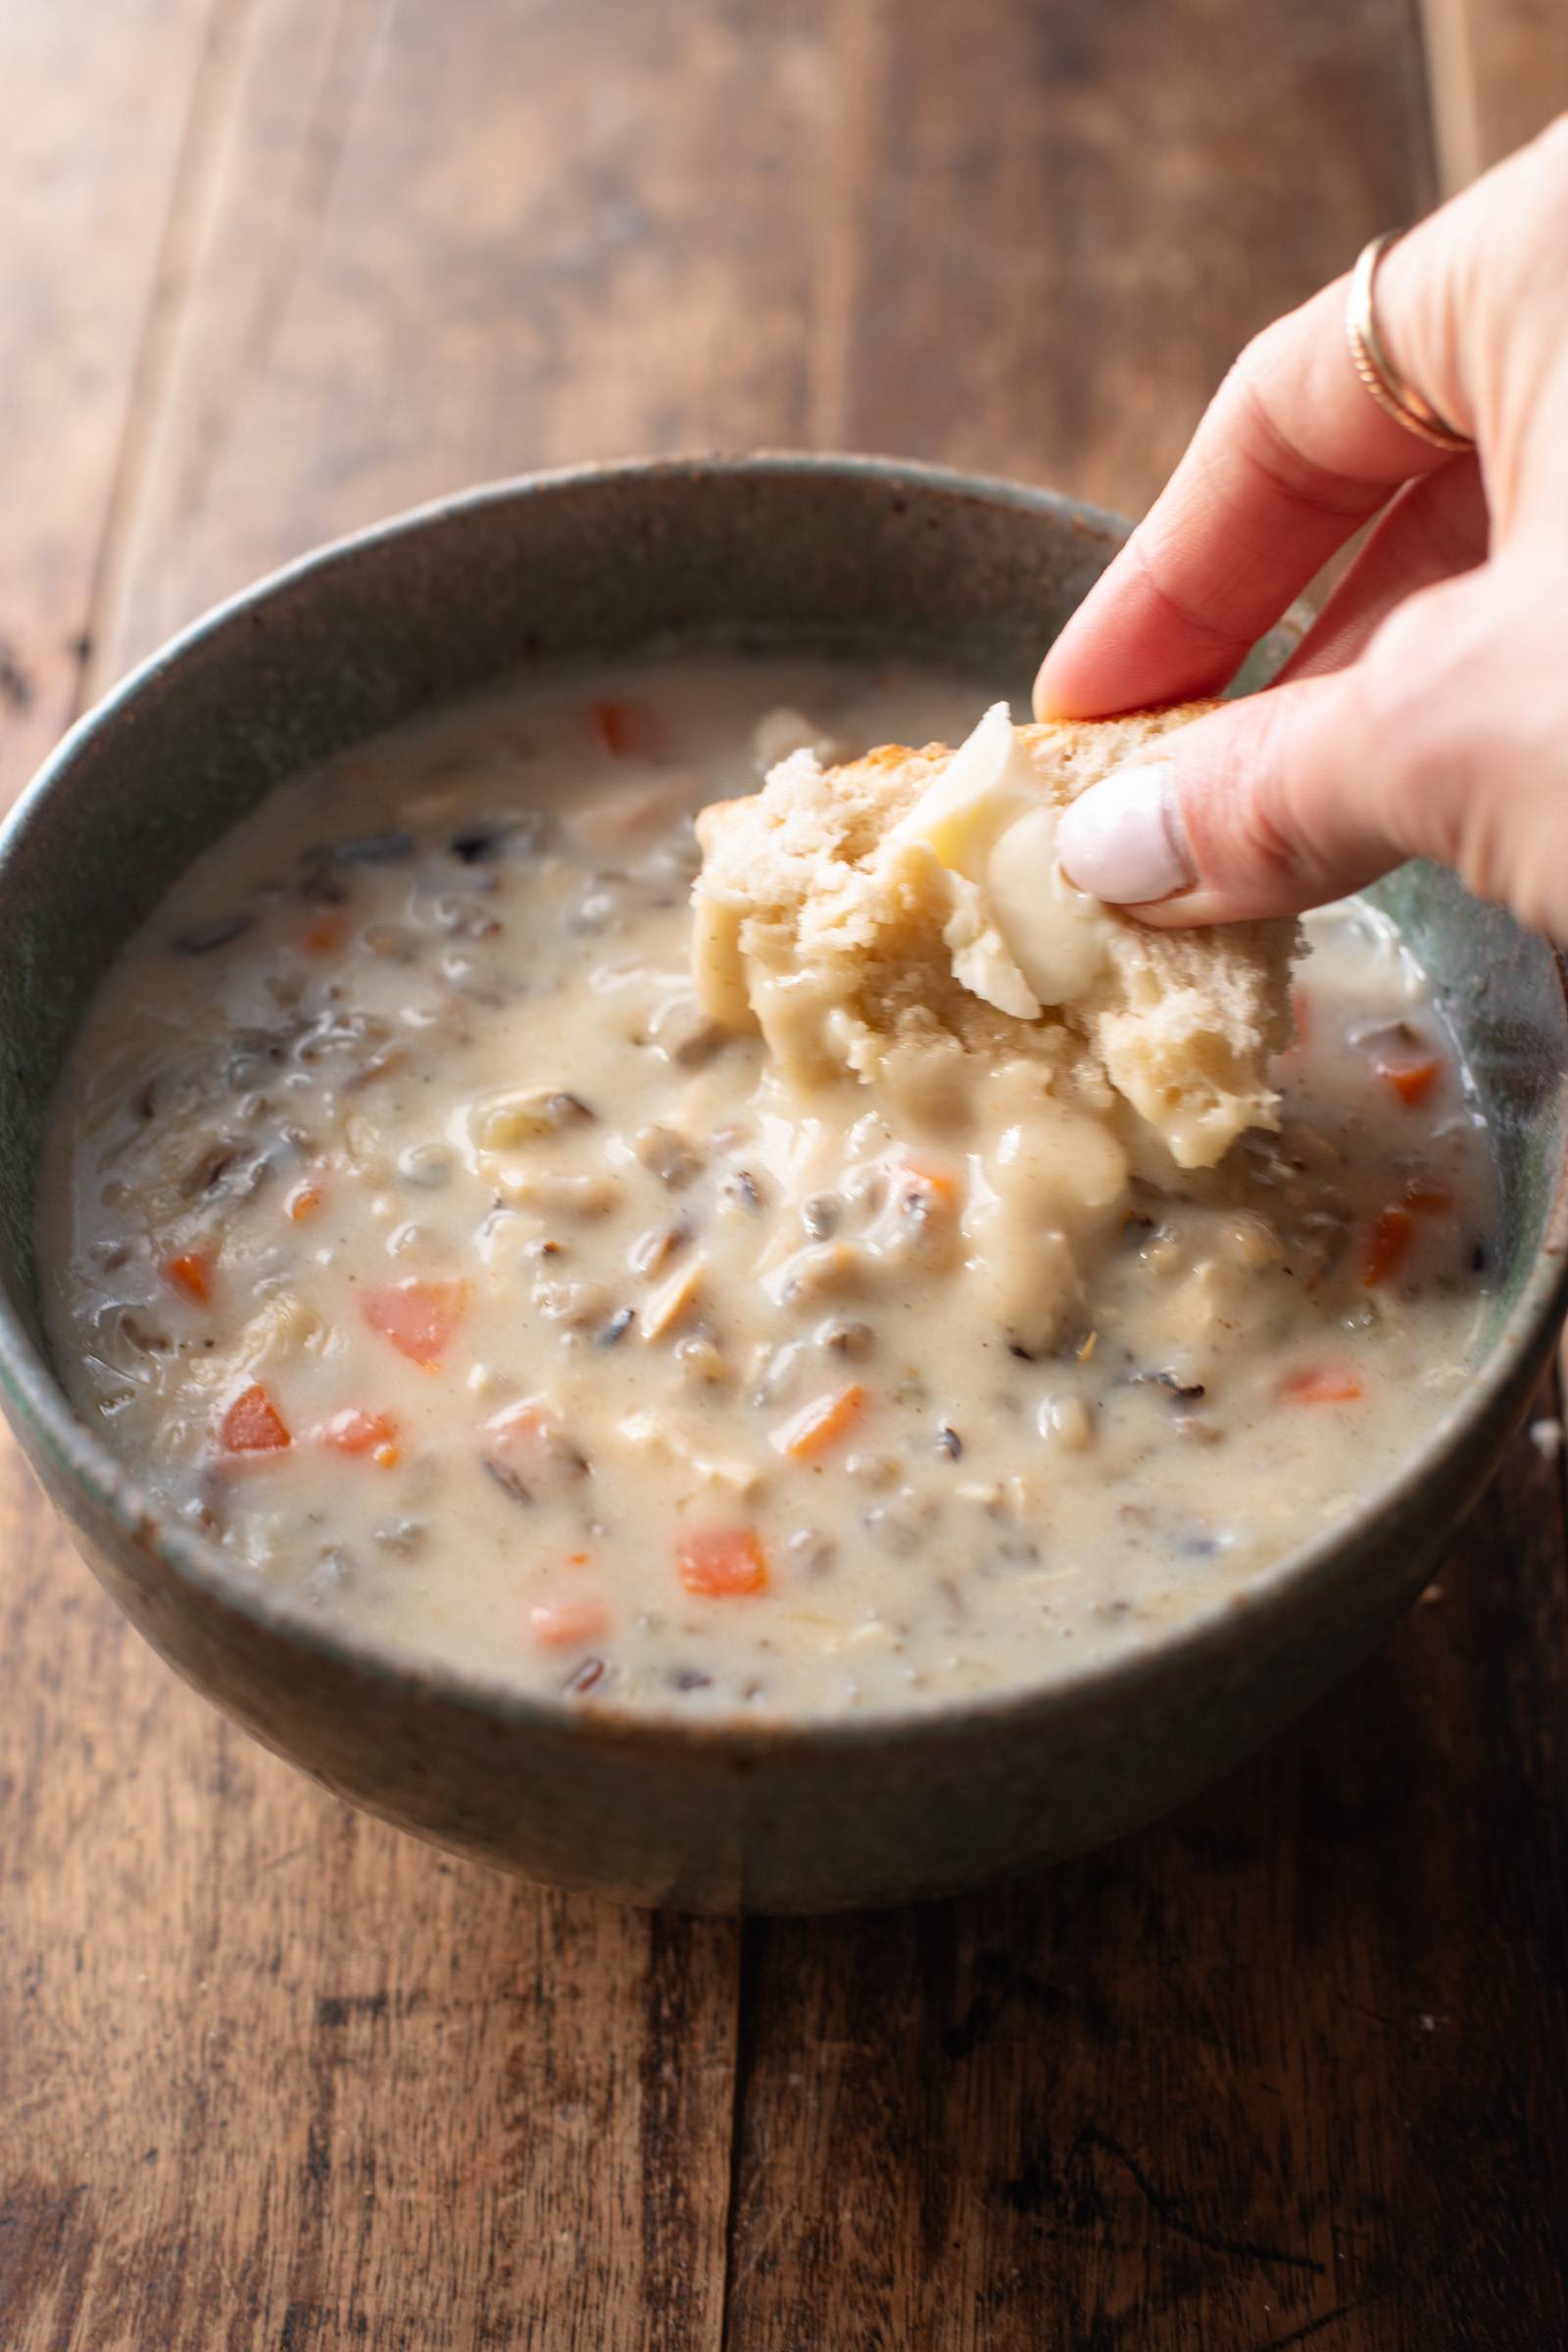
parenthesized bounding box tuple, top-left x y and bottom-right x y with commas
(1034, 259, 1463, 721)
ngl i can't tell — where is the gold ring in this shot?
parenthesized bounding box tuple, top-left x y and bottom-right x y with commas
(1345, 230, 1473, 454)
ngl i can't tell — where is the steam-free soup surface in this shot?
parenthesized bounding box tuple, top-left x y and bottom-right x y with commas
(39, 660, 1493, 1717)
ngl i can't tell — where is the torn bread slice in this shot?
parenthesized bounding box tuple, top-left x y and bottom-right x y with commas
(691, 702, 1297, 1169)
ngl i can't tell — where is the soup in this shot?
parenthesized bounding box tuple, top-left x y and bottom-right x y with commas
(37, 660, 1493, 1716)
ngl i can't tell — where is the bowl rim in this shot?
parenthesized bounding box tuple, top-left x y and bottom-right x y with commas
(3, 448, 1567, 1758)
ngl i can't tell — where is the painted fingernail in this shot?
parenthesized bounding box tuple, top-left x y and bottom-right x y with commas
(1055, 760, 1195, 904)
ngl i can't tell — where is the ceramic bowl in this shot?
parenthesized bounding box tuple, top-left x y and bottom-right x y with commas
(2, 457, 1565, 1912)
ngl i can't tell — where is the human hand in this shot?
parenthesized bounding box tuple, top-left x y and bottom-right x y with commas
(1037, 118, 1568, 938)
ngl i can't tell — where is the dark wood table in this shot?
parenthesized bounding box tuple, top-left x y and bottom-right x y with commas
(6, 5, 1568, 2343)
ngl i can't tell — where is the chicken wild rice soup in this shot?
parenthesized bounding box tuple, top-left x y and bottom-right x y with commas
(40, 659, 1494, 1716)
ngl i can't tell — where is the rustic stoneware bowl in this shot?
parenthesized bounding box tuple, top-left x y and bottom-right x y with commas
(2, 457, 1565, 1913)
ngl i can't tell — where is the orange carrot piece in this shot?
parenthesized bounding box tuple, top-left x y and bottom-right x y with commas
(774, 1383, 868, 1462)
(1376, 1054, 1442, 1107)
(162, 1250, 215, 1306)
(1279, 1365, 1363, 1405)
(483, 1398, 564, 1469)
(1364, 1204, 1413, 1288)
(900, 1156, 962, 1211)
(361, 1277, 468, 1370)
(286, 1179, 324, 1222)
(528, 1591, 611, 1649)
(221, 1382, 291, 1452)
(675, 1525, 770, 1597)
(1402, 1175, 1453, 1215)
(301, 912, 348, 956)
(485, 1398, 553, 1446)
(591, 699, 661, 759)
(320, 1406, 400, 1467)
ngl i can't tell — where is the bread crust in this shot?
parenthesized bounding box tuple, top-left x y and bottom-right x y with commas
(692, 704, 1298, 1169)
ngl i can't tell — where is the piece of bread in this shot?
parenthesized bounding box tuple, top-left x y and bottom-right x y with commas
(692, 704, 1297, 1169)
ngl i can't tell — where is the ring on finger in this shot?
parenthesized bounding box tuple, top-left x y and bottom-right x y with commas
(1345, 231, 1474, 455)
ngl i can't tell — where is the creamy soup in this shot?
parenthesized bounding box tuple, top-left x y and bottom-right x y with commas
(38, 660, 1494, 1717)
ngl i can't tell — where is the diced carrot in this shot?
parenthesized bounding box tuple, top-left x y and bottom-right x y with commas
(1376, 1054, 1442, 1107)
(162, 1249, 215, 1306)
(899, 1156, 962, 1212)
(773, 1383, 868, 1462)
(361, 1277, 468, 1370)
(1402, 1175, 1454, 1215)
(675, 1524, 770, 1597)
(591, 699, 662, 759)
(286, 1179, 325, 1222)
(1364, 1204, 1413, 1288)
(528, 1590, 611, 1649)
(566, 1549, 592, 1570)
(485, 1398, 555, 1453)
(220, 1382, 291, 1453)
(320, 1406, 401, 1467)
(1279, 1365, 1363, 1405)
(301, 912, 348, 956)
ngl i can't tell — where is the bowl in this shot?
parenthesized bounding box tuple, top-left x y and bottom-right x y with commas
(2, 456, 1565, 1914)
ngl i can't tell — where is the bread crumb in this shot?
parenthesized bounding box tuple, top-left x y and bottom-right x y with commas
(692, 705, 1296, 1170)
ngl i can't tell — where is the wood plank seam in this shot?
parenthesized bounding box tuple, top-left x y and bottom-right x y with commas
(76, 0, 262, 715)
(1418, 0, 1485, 193)
(10, 4, 1568, 2342)
(140, 0, 389, 599)
(717, 1917, 760, 2350)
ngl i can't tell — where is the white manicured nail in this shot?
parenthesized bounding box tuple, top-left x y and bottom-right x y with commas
(1055, 760, 1195, 904)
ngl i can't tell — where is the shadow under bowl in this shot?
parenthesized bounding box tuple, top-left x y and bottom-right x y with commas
(1, 455, 1565, 1913)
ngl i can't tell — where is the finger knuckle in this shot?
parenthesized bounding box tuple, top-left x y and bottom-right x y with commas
(1222, 325, 1383, 523)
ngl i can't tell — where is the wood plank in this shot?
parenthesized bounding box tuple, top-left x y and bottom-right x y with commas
(718, 2, 1568, 2345)
(812, 0, 1437, 509)
(7, 0, 858, 2341)
(8, 0, 1565, 2346)
(95, 0, 832, 679)
(0, 0, 220, 810)
(724, 1398, 1568, 2349)
(1421, 0, 1568, 189)
(4, 1456, 738, 2348)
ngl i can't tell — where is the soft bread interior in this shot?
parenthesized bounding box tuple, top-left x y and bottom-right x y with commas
(691, 703, 1297, 1170)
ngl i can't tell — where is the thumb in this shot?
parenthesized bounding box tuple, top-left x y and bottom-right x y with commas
(1054, 662, 1411, 926)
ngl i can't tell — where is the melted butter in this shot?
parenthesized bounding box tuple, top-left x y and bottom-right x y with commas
(892, 702, 1111, 1009)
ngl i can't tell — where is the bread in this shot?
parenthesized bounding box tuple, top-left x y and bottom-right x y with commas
(691, 704, 1297, 1169)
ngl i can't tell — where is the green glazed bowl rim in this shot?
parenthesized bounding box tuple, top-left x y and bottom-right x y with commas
(3, 451, 1567, 1759)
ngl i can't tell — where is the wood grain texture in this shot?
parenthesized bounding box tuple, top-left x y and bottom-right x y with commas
(3, 1446, 738, 2350)
(813, 0, 1438, 509)
(0, 0, 221, 810)
(725, 1394, 1568, 2350)
(95, 0, 834, 680)
(1421, 0, 1568, 188)
(5, 0, 1567, 2346)
(721, 13, 1568, 2328)
(9, 1, 823, 2341)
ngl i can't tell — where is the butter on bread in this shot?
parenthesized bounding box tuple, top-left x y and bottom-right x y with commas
(691, 703, 1297, 1170)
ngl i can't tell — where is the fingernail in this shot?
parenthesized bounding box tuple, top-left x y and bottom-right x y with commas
(1055, 760, 1195, 904)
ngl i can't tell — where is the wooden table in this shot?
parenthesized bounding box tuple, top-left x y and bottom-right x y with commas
(6, 5, 1568, 2344)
